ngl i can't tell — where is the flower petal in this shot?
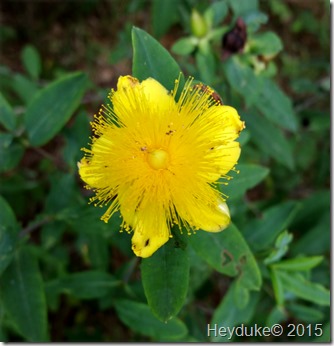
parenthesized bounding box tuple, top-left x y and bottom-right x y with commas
(112, 76, 174, 126)
(130, 207, 170, 258)
(189, 197, 230, 232)
(170, 174, 231, 233)
(78, 135, 115, 189)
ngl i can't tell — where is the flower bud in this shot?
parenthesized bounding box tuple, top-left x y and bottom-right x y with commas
(190, 9, 208, 38)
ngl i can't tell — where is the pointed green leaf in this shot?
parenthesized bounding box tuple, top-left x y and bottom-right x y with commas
(256, 78, 298, 132)
(24, 72, 88, 146)
(0, 92, 16, 131)
(205, 1, 228, 26)
(114, 299, 188, 340)
(11, 73, 38, 104)
(223, 57, 262, 107)
(264, 230, 293, 264)
(21, 44, 41, 80)
(189, 223, 262, 292)
(0, 195, 19, 274)
(210, 281, 259, 342)
(132, 27, 183, 92)
(220, 163, 269, 199)
(243, 112, 295, 170)
(249, 32, 283, 57)
(271, 256, 323, 271)
(196, 50, 216, 84)
(277, 271, 330, 306)
(242, 10, 268, 33)
(141, 239, 189, 322)
(243, 201, 300, 251)
(0, 246, 49, 341)
(270, 268, 284, 306)
(172, 37, 197, 56)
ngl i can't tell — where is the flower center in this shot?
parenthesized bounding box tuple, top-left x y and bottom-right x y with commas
(147, 149, 170, 170)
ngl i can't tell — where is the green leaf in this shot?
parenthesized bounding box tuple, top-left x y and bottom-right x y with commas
(205, 1, 228, 26)
(188, 247, 213, 297)
(114, 299, 188, 340)
(264, 230, 293, 265)
(141, 239, 189, 322)
(0, 92, 16, 131)
(287, 303, 324, 323)
(242, 10, 268, 33)
(243, 201, 300, 251)
(21, 44, 41, 80)
(223, 57, 262, 108)
(255, 78, 298, 132)
(45, 271, 121, 300)
(210, 281, 259, 342)
(151, 0, 179, 39)
(228, 0, 258, 16)
(270, 268, 284, 306)
(132, 27, 183, 92)
(234, 279, 250, 308)
(24, 71, 88, 146)
(11, 73, 38, 104)
(277, 271, 330, 306)
(249, 31, 283, 57)
(171, 37, 197, 55)
(271, 256, 323, 272)
(196, 50, 216, 84)
(220, 163, 269, 199)
(189, 223, 262, 293)
(0, 133, 25, 173)
(243, 112, 295, 170)
(0, 195, 19, 275)
(0, 246, 49, 341)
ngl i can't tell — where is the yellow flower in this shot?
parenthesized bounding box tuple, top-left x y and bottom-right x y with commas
(78, 75, 244, 258)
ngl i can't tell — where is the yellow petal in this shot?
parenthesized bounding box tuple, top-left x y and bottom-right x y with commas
(78, 157, 103, 188)
(191, 198, 230, 232)
(141, 77, 171, 107)
(220, 105, 245, 134)
(206, 105, 245, 142)
(171, 176, 231, 233)
(195, 200, 231, 232)
(112, 76, 174, 126)
(78, 135, 114, 189)
(130, 209, 170, 258)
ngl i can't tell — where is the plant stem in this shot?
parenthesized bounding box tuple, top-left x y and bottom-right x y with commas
(19, 215, 54, 238)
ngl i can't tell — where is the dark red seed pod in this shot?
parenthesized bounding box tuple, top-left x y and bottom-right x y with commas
(222, 17, 247, 60)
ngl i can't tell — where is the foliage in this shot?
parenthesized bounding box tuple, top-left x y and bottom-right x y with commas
(0, 0, 330, 342)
